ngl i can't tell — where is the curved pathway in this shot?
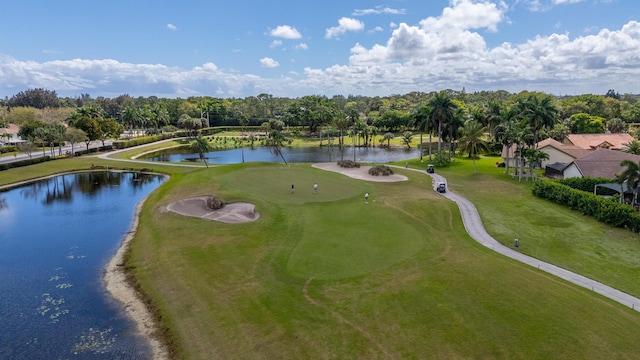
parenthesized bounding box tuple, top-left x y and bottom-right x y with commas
(392, 165, 640, 313)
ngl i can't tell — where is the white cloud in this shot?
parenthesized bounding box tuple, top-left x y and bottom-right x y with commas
(368, 26, 384, 34)
(270, 40, 283, 48)
(269, 25, 302, 39)
(295, 43, 308, 50)
(553, 0, 585, 4)
(325, 17, 365, 39)
(167, 23, 177, 31)
(260, 57, 279, 68)
(353, 7, 406, 16)
(419, 0, 506, 33)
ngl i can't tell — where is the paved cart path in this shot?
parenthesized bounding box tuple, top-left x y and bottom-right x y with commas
(392, 165, 640, 313)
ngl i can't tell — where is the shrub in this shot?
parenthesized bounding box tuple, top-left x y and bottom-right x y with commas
(368, 165, 394, 176)
(337, 160, 360, 168)
(532, 179, 640, 233)
(432, 151, 452, 167)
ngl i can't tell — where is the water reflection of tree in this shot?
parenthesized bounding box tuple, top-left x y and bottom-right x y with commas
(0, 197, 7, 212)
(43, 175, 74, 205)
(76, 171, 123, 195)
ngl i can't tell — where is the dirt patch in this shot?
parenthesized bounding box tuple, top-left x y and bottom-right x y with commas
(312, 162, 408, 182)
(166, 197, 260, 223)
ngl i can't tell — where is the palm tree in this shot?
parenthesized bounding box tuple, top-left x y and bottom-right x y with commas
(190, 136, 212, 167)
(412, 105, 430, 160)
(524, 148, 549, 180)
(516, 95, 558, 146)
(383, 132, 395, 147)
(616, 160, 640, 203)
(457, 120, 489, 173)
(623, 140, 640, 155)
(494, 112, 520, 175)
(428, 91, 457, 152)
(267, 129, 288, 165)
(401, 131, 413, 149)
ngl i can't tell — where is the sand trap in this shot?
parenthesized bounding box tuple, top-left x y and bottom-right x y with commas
(312, 162, 408, 182)
(166, 197, 260, 223)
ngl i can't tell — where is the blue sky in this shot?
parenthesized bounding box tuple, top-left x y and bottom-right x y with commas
(0, 0, 638, 99)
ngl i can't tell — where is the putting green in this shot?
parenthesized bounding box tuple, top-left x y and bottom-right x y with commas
(219, 164, 428, 280)
(287, 202, 426, 279)
(223, 164, 362, 203)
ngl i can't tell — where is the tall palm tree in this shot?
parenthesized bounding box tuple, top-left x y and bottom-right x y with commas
(267, 129, 288, 165)
(457, 120, 489, 173)
(428, 91, 457, 152)
(516, 95, 558, 147)
(190, 136, 212, 168)
(412, 105, 430, 160)
(494, 111, 520, 175)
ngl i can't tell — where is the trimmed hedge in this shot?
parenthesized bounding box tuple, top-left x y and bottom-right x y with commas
(112, 133, 177, 149)
(558, 177, 619, 195)
(0, 146, 17, 154)
(532, 179, 640, 232)
(0, 156, 52, 171)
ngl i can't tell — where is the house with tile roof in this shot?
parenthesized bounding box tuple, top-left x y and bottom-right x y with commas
(537, 137, 591, 169)
(565, 133, 634, 151)
(0, 124, 22, 146)
(563, 148, 640, 179)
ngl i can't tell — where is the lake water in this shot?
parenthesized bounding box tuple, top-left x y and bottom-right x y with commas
(142, 145, 423, 164)
(0, 171, 165, 359)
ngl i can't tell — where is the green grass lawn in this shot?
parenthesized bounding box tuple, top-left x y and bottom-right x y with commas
(3, 150, 640, 359)
(128, 162, 639, 359)
(410, 155, 640, 299)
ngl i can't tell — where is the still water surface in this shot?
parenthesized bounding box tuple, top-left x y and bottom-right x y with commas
(142, 145, 423, 164)
(0, 171, 164, 359)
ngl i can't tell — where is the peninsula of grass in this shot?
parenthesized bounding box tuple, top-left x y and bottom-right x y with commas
(4, 152, 640, 359)
(127, 161, 639, 359)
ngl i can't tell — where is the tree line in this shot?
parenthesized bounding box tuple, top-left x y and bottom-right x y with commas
(2, 88, 640, 163)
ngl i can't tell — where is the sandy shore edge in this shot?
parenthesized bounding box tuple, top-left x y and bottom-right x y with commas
(103, 196, 170, 360)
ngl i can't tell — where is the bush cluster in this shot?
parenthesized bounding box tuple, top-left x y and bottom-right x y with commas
(368, 165, 394, 176)
(337, 160, 360, 168)
(532, 179, 640, 232)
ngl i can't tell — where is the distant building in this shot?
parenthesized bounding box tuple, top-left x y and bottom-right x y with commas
(0, 124, 22, 147)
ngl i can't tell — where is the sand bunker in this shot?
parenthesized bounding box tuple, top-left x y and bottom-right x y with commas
(312, 162, 408, 182)
(166, 197, 260, 223)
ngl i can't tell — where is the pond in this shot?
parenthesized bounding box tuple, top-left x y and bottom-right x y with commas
(141, 145, 423, 164)
(0, 171, 165, 359)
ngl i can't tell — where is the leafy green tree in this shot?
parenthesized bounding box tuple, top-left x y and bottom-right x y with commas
(569, 113, 606, 134)
(97, 117, 124, 145)
(8, 88, 60, 109)
(606, 118, 628, 133)
(65, 127, 88, 154)
(190, 136, 212, 167)
(72, 116, 102, 150)
(17, 119, 46, 142)
(457, 120, 489, 173)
